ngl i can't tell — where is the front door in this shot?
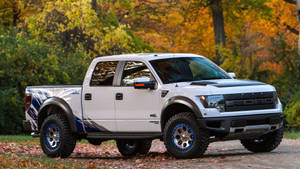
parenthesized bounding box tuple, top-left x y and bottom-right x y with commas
(82, 61, 119, 132)
(115, 61, 161, 132)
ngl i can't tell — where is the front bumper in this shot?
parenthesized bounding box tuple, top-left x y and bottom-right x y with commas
(198, 113, 283, 136)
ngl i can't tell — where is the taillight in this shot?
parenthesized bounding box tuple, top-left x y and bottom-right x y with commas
(25, 94, 32, 111)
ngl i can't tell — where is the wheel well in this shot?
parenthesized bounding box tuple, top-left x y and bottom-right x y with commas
(38, 105, 67, 131)
(161, 103, 194, 131)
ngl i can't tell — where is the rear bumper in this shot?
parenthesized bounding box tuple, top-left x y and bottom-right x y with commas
(197, 113, 283, 136)
(23, 120, 40, 137)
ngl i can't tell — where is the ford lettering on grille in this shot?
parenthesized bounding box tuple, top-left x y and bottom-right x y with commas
(224, 92, 276, 112)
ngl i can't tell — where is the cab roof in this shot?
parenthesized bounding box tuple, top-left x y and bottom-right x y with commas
(92, 53, 204, 63)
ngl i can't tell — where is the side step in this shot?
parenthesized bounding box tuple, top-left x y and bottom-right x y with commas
(86, 132, 162, 139)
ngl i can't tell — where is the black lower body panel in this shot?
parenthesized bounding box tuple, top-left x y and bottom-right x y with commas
(197, 113, 283, 137)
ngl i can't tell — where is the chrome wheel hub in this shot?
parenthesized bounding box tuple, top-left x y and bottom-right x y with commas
(172, 124, 194, 150)
(46, 124, 61, 149)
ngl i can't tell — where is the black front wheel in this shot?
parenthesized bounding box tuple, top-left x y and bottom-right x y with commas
(40, 114, 76, 158)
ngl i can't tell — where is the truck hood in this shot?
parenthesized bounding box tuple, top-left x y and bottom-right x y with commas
(190, 79, 266, 88)
(173, 79, 276, 95)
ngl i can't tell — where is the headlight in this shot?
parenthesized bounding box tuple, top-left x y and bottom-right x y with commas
(200, 95, 225, 112)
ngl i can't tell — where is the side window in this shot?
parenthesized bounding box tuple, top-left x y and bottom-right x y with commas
(90, 61, 118, 86)
(121, 61, 153, 86)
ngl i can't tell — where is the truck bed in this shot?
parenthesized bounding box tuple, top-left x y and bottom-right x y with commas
(25, 85, 83, 131)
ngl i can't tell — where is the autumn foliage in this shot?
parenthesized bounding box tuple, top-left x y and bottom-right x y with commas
(0, 0, 300, 133)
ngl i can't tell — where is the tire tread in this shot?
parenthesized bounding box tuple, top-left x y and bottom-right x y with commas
(40, 114, 76, 158)
(163, 112, 209, 159)
(241, 127, 284, 153)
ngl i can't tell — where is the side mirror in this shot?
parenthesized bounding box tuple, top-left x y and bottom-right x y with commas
(134, 78, 156, 90)
(228, 72, 236, 79)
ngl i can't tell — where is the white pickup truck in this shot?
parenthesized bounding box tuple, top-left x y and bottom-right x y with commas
(23, 53, 283, 158)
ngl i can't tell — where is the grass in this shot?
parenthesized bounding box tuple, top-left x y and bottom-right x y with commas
(0, 135, 38, 143)
(0, 154, 83, 169)
(284, 131, 300, 139)
(0, 135, 114, 144)
(0, 135, 89, 143)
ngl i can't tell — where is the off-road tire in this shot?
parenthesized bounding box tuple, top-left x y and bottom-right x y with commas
(163, 112, 209, 159)
(136, 139, 152, 154)
(116, 139, 152, 157)
(241, 127, 284, 153)
(87, 138, 102, 146)
(40, 114, 76, 158)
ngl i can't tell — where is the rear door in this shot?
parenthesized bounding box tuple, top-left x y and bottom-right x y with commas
(82, 61, 119, 132)
(115, 61, 161, 132)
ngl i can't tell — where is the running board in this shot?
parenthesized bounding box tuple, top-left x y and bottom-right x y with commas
(86, 132, 162, 139)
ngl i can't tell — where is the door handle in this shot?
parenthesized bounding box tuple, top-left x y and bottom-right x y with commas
(85, 93, 92, 100)
(116, 93, 123, 100)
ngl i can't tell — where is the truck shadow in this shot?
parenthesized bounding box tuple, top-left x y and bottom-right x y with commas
(69, 151, 267, 160)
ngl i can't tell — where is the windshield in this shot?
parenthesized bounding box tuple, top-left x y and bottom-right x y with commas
(150, 57, 230, 84)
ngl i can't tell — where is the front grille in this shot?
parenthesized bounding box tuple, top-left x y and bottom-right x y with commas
(224, 92, 276, 112)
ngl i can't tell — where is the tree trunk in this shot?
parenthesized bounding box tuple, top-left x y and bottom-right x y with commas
(91, 0, 102, 17)
(210, 0, 226, 64)
(12, 1, 19, 26)
(91, 0, 97, 10)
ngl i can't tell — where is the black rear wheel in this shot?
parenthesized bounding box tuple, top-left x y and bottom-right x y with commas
(40, 114, 76, 158)
(241, 127, 284, 153)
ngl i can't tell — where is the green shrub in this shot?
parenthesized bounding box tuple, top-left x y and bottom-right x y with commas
(0, 29, 70, 134)
(284, 91, 300, 130)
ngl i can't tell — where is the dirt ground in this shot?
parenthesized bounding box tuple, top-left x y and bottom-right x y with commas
(0, 139, 300, 169)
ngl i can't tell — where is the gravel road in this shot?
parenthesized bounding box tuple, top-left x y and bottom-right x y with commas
(64, 139, 300, 169)
(153, 139, 300, 169)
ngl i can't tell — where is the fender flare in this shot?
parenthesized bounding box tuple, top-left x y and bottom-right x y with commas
(160, 96, 203, 130)
(38, 97, 76, 132)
